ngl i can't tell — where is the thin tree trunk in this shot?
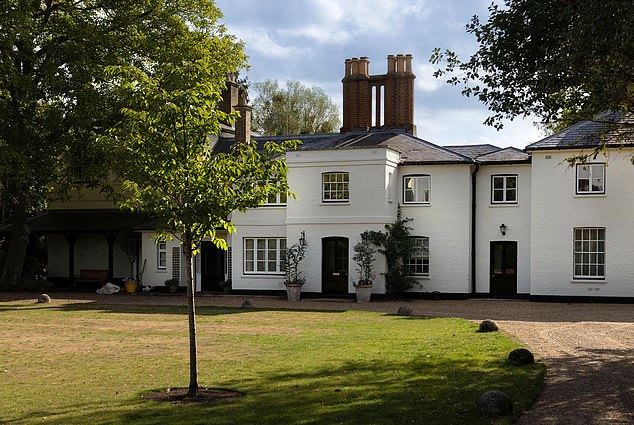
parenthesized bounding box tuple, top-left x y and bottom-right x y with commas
(0, 196, 30, 288)
(184, 231, 199, 397)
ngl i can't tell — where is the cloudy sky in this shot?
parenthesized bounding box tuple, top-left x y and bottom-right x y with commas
(215, 0, 544, 148)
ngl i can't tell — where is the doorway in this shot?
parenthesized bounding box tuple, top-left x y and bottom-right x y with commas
(322, 237, 349, 295)
(201, 241, 225, 291)
(490, 241, 517, 296)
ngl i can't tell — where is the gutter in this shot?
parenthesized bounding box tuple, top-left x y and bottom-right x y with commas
(471, 162, 480, 295)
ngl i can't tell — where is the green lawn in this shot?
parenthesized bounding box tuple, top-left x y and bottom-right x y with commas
(0, 300, 544, 424)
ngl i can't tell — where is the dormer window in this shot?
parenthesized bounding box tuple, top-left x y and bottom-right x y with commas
(576, 164, 605, 194)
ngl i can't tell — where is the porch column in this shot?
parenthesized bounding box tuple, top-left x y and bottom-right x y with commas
(103, 232, 116, 280)
(63, 232, 78, 287)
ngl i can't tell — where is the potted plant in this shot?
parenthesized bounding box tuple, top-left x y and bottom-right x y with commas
(352, 232, 377, 303)
(117, 231, 140, 293)
(165, 278, 180, 293)
(283, 242, 306, 302)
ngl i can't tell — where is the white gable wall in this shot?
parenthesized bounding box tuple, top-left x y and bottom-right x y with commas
(399, 164, 473, 294)
(530, 150, 634, 297)
(475, 164, 531, 294)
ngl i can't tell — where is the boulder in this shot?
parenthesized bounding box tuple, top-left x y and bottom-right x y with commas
(477, 390, 513, 415)
(241, 299, 255, 308)
(478, 320, 499, 332)
(397, 306, 413, 316)
(508, 348, 535, 365)
(37, 294, 51, 303)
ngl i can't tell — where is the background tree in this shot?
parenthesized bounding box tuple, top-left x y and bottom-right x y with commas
(108, 48, 297, 396)
(0, 0, 229, 287)
(251, 80, 340, 135)
(430, 0, 634, 130)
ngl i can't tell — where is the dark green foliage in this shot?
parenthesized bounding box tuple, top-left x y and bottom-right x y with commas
(353, 233, 377, 286)
(430, 0, 634, 130)
(251, 80, 340, 135)
(366, 208, 418, 295)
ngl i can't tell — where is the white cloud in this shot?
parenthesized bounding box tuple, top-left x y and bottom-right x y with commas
(415, 108, 542, 148)
(415, 63, 443, 92)
(230, 26, 304, 59)
(278, 25, 352, 45)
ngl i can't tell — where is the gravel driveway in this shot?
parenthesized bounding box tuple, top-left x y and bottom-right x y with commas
(3, 292, 634, 423)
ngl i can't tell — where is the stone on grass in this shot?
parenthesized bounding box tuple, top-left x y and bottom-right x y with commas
(477, 390, 513, 415)
(508, 348, 535, 365)
(478, 320, 499, 332)
(241, 299, 255, 308)
(37, 294, 51, 303)
(397, 306, 413, 316)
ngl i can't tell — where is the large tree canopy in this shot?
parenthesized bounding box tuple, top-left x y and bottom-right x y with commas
(251, 79, 340, 135)
(430, 0, 634, 130)
(0, 0, 232, 287)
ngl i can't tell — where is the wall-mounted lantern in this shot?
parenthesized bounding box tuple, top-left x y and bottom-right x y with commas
(499, 223, 507, 236)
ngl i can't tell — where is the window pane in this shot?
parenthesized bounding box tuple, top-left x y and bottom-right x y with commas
(506, 177, 516, 189)
(573, 227, 605, 278)
(506, 189, 517, 201)
(493, 177, 504, 189)
(578, 165, 590, 178)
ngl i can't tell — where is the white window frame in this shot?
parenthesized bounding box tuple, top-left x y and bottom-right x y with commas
(157, 241, 167, 270)
(576, 163, 605, 195)
(322, 172, 349, 203)
(573, 227, 605, 280)
(407, 237, 429, 276)
(491, 174, 518, 204)
(403, 175, 431, 204)
(263, 190, 287, 205)
(244, 238, 287, 275)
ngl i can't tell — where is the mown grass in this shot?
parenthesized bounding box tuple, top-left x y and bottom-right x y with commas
(0, 300, 544, 424)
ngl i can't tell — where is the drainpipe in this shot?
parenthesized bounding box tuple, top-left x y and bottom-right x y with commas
(471, 163, 480, 295)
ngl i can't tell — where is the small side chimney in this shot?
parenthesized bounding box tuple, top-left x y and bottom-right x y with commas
(234, 89, 251, 144)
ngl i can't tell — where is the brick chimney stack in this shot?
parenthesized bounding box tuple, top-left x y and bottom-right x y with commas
(341, 54, 416, 135)
(234, 88, 251, 144)
(218, 73, 240, 116)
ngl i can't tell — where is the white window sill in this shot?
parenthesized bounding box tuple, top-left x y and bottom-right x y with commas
(411, 275, 431, 280)
(242, 274, 285, 280)
(402, 203, 431, 207)
(571, 279, 606, 284)
(573, 194, 606, 198)
(321, 202, 350, 206)
(489, 203, 519, 208)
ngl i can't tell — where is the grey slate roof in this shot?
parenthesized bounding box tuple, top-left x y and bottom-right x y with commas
(476, 147, 531, 164)
(216, 129, 474, 164)
(443, 144, 501, 159)
(525, 111, 634, 151)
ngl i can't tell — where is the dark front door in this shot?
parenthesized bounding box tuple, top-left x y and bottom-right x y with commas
(201, 241, 225, 291)
(322, 237, 349, 295)
(490, 241, 517, 296)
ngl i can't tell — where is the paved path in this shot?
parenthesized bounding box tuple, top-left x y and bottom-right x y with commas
(3, 293, 634, 423)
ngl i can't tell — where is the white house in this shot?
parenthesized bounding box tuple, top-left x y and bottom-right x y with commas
(9, 55, 634, 300)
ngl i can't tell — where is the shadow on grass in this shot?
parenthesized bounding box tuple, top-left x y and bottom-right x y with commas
(0, 301, 349, 317)
(3, 356, 544, 425)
